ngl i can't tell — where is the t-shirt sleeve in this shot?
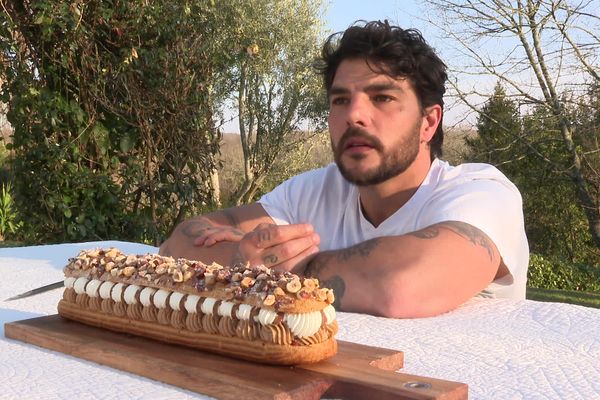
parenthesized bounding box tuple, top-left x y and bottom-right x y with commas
(257, 175, 300, 226)
(418, 178, 529, 287)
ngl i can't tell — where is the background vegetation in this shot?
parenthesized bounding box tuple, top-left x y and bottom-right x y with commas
(0, 0, 598, 299)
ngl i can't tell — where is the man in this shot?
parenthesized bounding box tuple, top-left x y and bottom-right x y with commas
(160, 21, 529, 318)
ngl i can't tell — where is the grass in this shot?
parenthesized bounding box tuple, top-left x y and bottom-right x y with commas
(527, 287, 600, 309)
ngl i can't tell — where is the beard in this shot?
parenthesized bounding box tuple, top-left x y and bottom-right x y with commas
(332, 122, 421, 186)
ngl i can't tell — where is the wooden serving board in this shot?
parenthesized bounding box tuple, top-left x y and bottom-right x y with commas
(5, 315, 467, 399)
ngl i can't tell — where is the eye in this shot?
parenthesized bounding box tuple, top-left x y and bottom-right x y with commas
(373, 94, 393, 103)
(330, 97, 349, 106)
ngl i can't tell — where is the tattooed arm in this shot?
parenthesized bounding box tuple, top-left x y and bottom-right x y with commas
(159, 203, 275, 264)
(159, 203, 320, 269)
(303, 221, 507, 318)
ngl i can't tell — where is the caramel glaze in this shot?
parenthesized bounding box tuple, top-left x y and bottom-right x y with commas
(65, 290, 336, 346)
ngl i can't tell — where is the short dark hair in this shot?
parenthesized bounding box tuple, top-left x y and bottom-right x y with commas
(317, 20, 447, 160)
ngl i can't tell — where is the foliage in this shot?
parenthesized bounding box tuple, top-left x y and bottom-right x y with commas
(468, 82, 599, 265)
(0, 182, 21, 240)
(229, 0, 328, 205)
(0, 1, 242, 244)
(528, 254, 600, 292)
(427, 0, 600, 250)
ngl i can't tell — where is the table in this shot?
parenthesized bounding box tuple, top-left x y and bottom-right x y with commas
(1, 241, 599, 399)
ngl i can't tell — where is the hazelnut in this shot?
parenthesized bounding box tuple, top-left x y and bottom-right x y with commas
(326, 289, 335, 304)
(286, 278, 301, 293)
(263, 294, 275, 306)
(155, 264, 167, 274)
(173, 270, 184, 282)
(316, 288, 328, 301)
(241, 276, 255, 288)
(231, 272, 243, 282)
(303, 278, 317, 293)
(122, 266, 136, 277)
(256, 273, 269, 281)
(183, 270, 193, 282)
(105, 248, 119, 258)
(204, 272, 216, 286)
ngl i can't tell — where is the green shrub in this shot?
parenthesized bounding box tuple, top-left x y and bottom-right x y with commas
(0, 182, 21, 240)
(527, 253, 600, 292)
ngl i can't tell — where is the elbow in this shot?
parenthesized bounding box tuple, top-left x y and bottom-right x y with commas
(375, 276, 452, 319)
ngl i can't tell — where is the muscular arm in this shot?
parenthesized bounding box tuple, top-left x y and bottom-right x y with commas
(304, 221, 506, 318)
(159, 203, 274, 264)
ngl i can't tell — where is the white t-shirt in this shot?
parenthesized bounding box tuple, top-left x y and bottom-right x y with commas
(258, 159, 530, 299)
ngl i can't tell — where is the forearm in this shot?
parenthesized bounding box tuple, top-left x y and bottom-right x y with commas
(159, 214, 240, 264)
(304, 222, 500, 318)
(159, 204, 272, 264)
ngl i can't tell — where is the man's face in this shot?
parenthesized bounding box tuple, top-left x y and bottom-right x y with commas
(328, 58, 425, 186)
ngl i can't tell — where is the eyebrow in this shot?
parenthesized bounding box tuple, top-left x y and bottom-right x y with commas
(329, 82, 405, 96)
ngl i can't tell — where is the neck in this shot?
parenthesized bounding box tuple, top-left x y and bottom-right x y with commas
(359, 153, 433, 227)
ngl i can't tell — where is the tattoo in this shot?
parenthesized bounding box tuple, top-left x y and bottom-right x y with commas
(222, 208, 241, 228)
(320, 275, 345, 310)
(181, 218, 214, 238)
(231, 249, 245, 266)
(412, 221, 495, 261)
(336, 238, 381, 262)
(263, 254, 278, 265)
(409, 226, 440, 239)
(303, 239, 381, 311)
(258, 230, 271, 243)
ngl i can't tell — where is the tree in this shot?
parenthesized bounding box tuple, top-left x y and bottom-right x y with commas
(470, 83, 595, 263)
(227, 0, 328, 205)
(425, 0, 600, 252)
(469, 81, 522, 166)
(0, 1, 238, 244)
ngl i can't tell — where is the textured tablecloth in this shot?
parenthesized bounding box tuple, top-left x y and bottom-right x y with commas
(1, 241, 599, 400)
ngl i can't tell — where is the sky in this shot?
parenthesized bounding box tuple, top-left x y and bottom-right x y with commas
(323, 0, 427, 34)
(222, 0, 465, 133)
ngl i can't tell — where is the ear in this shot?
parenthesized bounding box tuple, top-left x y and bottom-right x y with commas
(420, 104, 442, 143)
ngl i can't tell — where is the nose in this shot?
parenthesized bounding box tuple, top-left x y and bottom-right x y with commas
(346, 96, 368, 128)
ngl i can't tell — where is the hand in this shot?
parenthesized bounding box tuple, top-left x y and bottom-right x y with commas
(238, 223, 320, 273)
(193, 226, 245, 247)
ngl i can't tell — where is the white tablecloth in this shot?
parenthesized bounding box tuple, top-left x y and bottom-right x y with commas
(1, 241, 599, 400)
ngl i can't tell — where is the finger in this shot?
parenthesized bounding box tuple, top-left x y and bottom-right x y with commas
(250, 223, 315, 249)
(258, 233, 320, 267)
(193, 229, 215, 246)
(272, 245, 320, 274)
(203, 230, 244, 247)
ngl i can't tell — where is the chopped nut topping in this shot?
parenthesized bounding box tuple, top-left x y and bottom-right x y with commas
(173, 270, 184, 282)
(241, 276, 255, 288)
(122, 266, 136, 277)
(303, 278, 317, 293)
(286, 278, 301, 293)
(263, 294, 275, 306)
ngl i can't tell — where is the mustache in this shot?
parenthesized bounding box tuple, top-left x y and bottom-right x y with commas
(336, 127, 384, 153)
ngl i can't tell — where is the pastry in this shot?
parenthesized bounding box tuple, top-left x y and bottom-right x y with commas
(58, 248, 338, 365)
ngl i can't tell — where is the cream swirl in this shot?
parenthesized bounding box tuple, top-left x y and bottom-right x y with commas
(284, 311, 323, 338)
(184, 295, 201, 314)
(139, 287, 156, 307)
(98, 281, 115, 300)
(123, 285, 142, 305)
(64, 277, 77, 289)
(85, 279, 103, 298)
(111, 283, 126, 302)
(152, 289, 171, 309)
(73, 277, 89, 294)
